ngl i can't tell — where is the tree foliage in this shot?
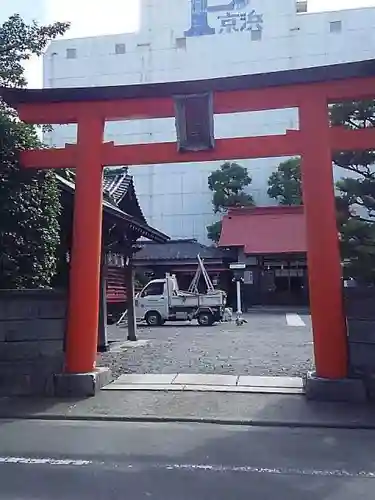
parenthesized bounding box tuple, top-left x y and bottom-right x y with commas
(0, 14, 70, 288)
(207, 220, 223, 244)
(267, 157, 302, 206)
(0, 14, 69, 88)
(208, 162, 254, 213)
(206, 162, 254, 242)
(265, 101, 375, 283)
(330, 100, 375, 283)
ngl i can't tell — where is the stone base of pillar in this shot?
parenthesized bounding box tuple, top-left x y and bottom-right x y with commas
(304, 371, 367, 403)
(54, 367, 111, 398)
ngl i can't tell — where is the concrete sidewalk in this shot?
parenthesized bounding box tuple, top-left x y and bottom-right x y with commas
(0, 390, 374, 429)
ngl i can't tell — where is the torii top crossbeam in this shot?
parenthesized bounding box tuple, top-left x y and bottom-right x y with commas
(2, 59, 375, 378)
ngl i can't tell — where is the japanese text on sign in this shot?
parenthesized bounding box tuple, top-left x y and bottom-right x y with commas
(218, 10, 263, 34)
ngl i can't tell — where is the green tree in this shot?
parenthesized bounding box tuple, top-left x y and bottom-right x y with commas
(265, 103, 375, 283)
(330, 100, 375, 283)
(206, 161, 254, 243)
(267, 157, 302, 206)
(207, 220, 223, 244)
(0, 14, 70, 288)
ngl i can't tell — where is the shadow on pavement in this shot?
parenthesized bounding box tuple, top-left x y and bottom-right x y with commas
(0, 395, 85, 422)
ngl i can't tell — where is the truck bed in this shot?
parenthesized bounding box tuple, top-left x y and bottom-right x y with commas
(169, 292, 225, 308)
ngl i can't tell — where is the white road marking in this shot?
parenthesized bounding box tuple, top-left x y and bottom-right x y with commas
(2, 456, 374, 479)
(286, 313, 306, 327)
(0, 456, 92, 466)
(163, 463, 375, 479)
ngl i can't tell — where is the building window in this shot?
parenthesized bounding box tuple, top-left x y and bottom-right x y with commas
(251, 29, 262, 41)
(296, 1, 307, 13)
(66, 48, 77, 59)
(115, 43, 126, 54)
(330, 21, 342, 33)
(176, 37, 187, 49)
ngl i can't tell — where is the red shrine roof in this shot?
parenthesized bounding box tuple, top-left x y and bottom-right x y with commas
(219, 206, 306, 255)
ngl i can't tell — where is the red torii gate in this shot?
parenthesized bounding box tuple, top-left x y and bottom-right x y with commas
(2, 60, 375, 390)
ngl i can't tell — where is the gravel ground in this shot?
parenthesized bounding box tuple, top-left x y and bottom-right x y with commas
(98, 312, 314, 380)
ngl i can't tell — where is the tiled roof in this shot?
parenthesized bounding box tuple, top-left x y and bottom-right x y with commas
(104, 168, 147, 225)
(219, 206, 306, 254)
(56, 174, 168, 243)
(134, 239, 231, 262)
(102, 168, 132, 206)
(63, 167, 147, 224)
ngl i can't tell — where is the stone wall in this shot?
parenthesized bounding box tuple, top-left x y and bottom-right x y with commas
(0, 289, 66, 396)
(345, 288, 375, 398)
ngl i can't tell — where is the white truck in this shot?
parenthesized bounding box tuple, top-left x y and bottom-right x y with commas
(135, 256, 227, 326)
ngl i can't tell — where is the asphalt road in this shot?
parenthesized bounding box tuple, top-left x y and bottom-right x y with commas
(0, 419, 374, 499)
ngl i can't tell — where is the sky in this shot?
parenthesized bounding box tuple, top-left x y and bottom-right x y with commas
(1, 0, 375, 87)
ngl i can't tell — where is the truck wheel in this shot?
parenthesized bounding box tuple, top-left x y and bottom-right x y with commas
(145, 311, 163, 327)
(197, 311, 214, 327)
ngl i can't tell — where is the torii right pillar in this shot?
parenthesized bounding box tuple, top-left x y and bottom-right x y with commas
(300, 91, 366, 402)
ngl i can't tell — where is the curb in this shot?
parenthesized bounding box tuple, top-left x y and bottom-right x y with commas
(1, 413, 375, 430)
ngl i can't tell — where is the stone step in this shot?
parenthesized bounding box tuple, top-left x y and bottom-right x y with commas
(104, 374, 305, 395)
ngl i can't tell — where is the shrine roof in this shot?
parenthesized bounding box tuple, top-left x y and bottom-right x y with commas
(1, 59, 375, 105)
(66, 167, 147, 224)
(103, 168, 133, 206)
(102, 168, 147, 225)
(57, 174, 169, 243)
(219, 206, 306, 255)
(134, 239, 231, 263)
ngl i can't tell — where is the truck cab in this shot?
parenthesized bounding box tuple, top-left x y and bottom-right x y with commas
(135, 279, 169, 325)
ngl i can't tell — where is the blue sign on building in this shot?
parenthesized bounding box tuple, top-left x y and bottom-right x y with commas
(184, 0, 263, 37)
(184, 0, 216, 37)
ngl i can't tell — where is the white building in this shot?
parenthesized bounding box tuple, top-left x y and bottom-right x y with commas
(44, 0, 375, 244)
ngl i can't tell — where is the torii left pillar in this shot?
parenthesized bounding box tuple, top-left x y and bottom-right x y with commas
(55, 114, 112, 396)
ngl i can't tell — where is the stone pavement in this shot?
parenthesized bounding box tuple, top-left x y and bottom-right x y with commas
(104, 373, 304, 394)
(0, 391, 374, 429)
(101, 311, 314, 380)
